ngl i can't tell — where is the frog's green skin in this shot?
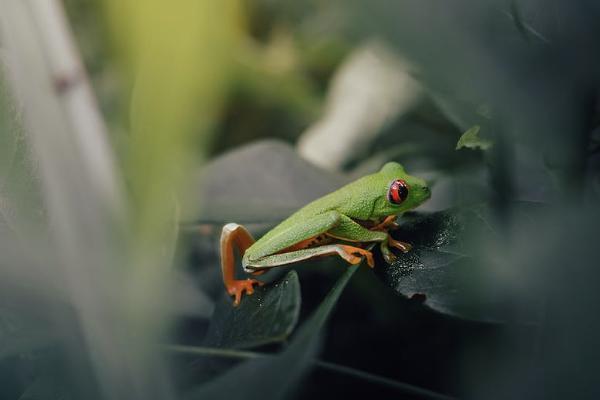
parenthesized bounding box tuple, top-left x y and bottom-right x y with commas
(220, 162, 430, 305)
(241, 162, 430, 270)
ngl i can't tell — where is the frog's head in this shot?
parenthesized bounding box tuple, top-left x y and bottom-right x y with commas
(371, 162, 430, 217)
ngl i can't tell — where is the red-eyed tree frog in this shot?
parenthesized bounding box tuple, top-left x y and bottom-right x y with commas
(219, 162, 431, 305)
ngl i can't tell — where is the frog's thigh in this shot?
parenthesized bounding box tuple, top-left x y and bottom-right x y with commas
(243, 210, 341, 271)
(327, 215, 388, 242)
(246, 244, 368, 270)
(253, 210, 341, 257)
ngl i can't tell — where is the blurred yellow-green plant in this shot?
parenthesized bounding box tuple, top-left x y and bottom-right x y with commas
(104, 0, 242, 238)
(102, 2, 245, 396)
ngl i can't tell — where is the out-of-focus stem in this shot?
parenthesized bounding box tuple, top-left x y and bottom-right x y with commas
(0, 1, 172, 399)
(0, 0, 124, 214)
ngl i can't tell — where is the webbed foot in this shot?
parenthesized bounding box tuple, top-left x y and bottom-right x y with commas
(338, 245, 375, 268)
(227, 278, 264, 306)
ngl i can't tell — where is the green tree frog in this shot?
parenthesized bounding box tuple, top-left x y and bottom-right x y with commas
(220, 162, 431, 305)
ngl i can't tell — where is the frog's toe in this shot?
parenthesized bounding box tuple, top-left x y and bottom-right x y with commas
(227, 278, 263, 306)
(361, 251, 375, 268)
(382, 250, 397, 264)
(339, 245, 375, 268)
(380, 242, 398, 264)
(389, 238, 412, 253)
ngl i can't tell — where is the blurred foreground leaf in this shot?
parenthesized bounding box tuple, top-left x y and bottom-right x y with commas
(377, 202, 542, 323)
(18, 376, 72, 400)
(0, 309, 54, 360)
(204, 271, 301, 349)
(0, 71, 44, 238)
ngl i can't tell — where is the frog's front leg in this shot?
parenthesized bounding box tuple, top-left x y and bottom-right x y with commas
(220, 223, 264, 306)
(369, 216, 413, 260)
(370, 215, 400, 231)
(327, 215, 411, 264)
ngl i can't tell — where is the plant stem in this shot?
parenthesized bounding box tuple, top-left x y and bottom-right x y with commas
(165, 344, 456, 400)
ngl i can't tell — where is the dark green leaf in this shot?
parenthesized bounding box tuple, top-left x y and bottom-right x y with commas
(186, 264, 359, 400)
(376, 203, 542, 323)
(168, 338, 455, 399)
(204, 270, 301, 349)
(190, 140, 347, 224)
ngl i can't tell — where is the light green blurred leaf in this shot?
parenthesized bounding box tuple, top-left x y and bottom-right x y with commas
(456, 125, 493, 151)
(101, 2, 245, 370)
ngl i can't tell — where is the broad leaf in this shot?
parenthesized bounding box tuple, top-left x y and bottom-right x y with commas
(186, 265, 359, 400)
(190, 140, 347, 224)
(376, 202, 542, 323)
(204, 270, 301, 349)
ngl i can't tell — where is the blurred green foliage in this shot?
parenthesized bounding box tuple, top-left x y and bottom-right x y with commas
(0, 0, 599, 399)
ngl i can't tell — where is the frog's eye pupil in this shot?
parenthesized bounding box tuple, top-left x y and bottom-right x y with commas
(388, 179, 409, 205)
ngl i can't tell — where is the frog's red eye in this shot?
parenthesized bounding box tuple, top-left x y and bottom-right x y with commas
(388, 179, 409, 205)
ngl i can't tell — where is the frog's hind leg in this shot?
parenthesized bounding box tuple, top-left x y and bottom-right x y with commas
(220, 223, 264, 306)
(336, 245, 375, 268)
(246, 244, 375, 270)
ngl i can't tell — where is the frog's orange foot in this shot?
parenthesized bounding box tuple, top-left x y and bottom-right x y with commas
(227, 279, 264, 306)
(340, 245, 375, 268)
